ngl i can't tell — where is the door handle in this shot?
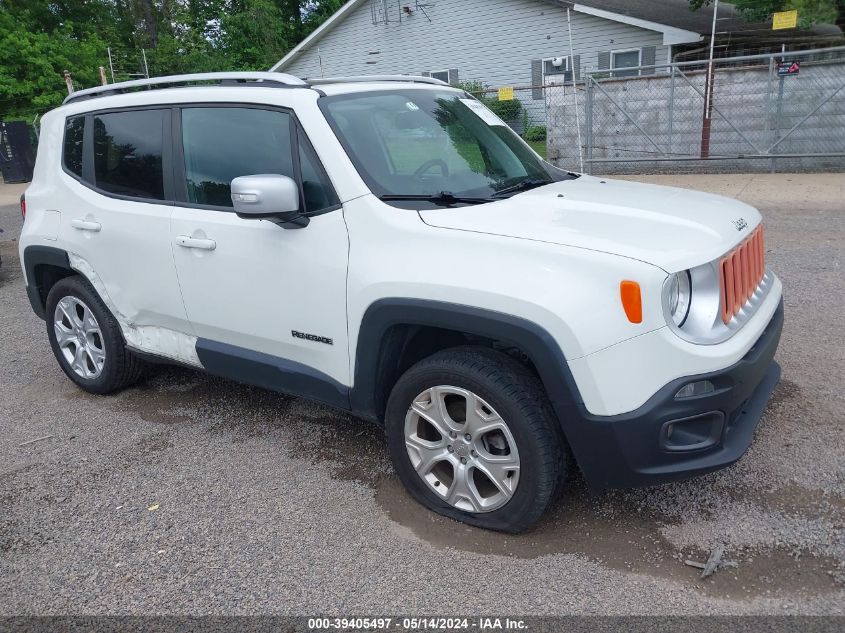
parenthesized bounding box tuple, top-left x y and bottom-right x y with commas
(71, 219, 102, 232)
(176, 235, 217, 251)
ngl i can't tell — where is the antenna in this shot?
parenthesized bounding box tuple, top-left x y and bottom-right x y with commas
(415, 1, 434, 22)
(371, 0, 392, 25)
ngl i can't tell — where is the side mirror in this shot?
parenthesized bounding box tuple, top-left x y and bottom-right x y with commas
(231, 174, 309, 229)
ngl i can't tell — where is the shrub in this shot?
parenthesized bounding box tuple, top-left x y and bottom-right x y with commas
(483, 97, 522, 123)
(457, 80, 487, 96)
(523, 126, 547, 142)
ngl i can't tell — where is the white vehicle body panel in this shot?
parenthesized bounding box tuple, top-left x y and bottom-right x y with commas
(19, 79, 783, 421)
(568, 275, 782, 416)
(419, 176, 763, 273)
(22, 109, 191, 338)
(170, 206, 351, 384)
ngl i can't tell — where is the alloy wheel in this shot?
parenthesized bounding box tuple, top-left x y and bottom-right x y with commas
(53, 296, 106, 379)
(404, 386, 521, 513)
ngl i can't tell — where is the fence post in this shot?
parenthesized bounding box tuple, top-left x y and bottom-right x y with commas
(584, 76, 593, 173)
(668, 66, 675, 155)
(774, 63, 786, 174)
(767, 56, 775, 173)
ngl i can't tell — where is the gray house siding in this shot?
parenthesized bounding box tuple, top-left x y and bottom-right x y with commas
(282, 0, 669, 89)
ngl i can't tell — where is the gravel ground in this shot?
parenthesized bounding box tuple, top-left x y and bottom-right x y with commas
(0, 174, 843, 615)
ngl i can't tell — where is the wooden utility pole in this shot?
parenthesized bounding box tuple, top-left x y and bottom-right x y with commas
(63, 70, 75, 95)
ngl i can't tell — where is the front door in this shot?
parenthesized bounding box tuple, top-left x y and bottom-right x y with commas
(169, 105, 350, 405)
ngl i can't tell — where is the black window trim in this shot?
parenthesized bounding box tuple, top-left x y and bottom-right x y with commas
(60, 115, 86, 180)
(59, 102, 341, 216)
(60, 105, 175, 206)
(172, 102, 341, 216)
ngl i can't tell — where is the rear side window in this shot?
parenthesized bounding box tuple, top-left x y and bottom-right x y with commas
(181, 107, 294, 208)
(63, 116, 84, 178)
(93, 109, 166, 200)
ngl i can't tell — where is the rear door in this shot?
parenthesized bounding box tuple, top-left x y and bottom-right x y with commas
(169, 104, 350, 403)
(57, 108, 191, 341)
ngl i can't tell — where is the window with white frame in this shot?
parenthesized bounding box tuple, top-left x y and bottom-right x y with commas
(542, 56, 573, 84)
(611, 49, 641, 77)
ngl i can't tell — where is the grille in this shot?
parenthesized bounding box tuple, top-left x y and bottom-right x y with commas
(719, 225, 765, 324)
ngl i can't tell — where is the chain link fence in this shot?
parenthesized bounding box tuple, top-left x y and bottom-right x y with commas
(469, 46, 845, 174)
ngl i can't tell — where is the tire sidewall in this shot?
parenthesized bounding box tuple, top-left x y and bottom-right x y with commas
(46, 277, 125, 394)
(386, 361, 553, 532)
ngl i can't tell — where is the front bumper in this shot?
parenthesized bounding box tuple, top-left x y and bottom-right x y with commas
(568, 299, 783, 488)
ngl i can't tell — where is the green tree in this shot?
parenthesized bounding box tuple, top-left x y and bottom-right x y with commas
(690, 0, 843, 27)
(0, 10, 108, 119)
(0, 0, 349, 121)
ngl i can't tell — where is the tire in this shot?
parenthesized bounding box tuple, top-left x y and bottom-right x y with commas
(45, 276, 146, 394)
(385, 346, 568, 533)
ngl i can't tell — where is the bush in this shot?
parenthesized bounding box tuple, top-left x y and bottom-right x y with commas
(483, 97, 522, 122)
(523, 126, 547, 142)
(457, 80, 487, 96)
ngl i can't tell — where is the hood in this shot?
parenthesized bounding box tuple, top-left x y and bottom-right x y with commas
(418, 176, 762, 272)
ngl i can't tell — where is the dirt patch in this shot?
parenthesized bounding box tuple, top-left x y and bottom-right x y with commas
(374, 477, 842, 598)
(270, 394, 843, 599)
(768, 378, 802, 408)
(107, 366, 296, 438)
(747, 482, 845, 518)
(285, 412, 392, 487)
(136, 432, 173, 456)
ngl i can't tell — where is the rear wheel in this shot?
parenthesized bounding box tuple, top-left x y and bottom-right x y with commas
(46, 276, 146, 394)
(385, 346, 567, 532)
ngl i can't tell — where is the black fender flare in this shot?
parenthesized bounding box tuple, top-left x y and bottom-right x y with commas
(22, 245, 72, 319)
(350, 297, 588, 437)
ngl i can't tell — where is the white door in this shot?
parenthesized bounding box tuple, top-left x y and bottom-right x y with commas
(169, 105, 350, 399)
(58, 108, 190, 336)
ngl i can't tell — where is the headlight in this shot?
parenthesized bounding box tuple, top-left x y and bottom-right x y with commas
(666, 271, 692, 327)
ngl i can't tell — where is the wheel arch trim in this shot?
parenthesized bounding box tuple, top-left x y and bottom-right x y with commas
(350, 298, 586, 425)
(22, 245, 73, 319)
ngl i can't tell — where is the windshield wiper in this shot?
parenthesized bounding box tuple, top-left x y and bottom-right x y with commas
(492, 178, 551, 198)
(378, 191, 493, 206)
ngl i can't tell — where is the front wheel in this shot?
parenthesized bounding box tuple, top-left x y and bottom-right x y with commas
(385, 347, 567, 532)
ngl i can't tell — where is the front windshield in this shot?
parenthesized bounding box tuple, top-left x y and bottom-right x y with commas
(320, 89, 567, 204)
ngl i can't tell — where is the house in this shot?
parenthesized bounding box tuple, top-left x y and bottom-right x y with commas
(271, 0, 839, 88)
(272, 0, 708, 88)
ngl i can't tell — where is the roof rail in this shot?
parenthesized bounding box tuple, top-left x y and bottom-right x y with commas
(63, 72, 308, 105)
(307, 75, 450, 87)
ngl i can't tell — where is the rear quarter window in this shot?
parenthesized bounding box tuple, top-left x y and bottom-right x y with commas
(63, 116, 85, 178)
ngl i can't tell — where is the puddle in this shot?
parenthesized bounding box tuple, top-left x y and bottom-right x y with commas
(374, 477, 842, 598)
(123, 367, 221, 425)
(102, 366, 296, 435)
(285, 412, 392, 487)
(56, 362, 844, 599)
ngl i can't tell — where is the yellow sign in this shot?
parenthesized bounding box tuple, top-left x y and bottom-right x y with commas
(773, 10, 798, 30)
(498, 86, 514, 101)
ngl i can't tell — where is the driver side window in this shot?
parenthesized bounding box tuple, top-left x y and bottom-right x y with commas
(181, 107, 294, 208)
(179, 106, 338, 214)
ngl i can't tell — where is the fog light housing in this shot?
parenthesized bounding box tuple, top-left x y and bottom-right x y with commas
(675, 380, 715, 399)
(660, 411, 725, 452)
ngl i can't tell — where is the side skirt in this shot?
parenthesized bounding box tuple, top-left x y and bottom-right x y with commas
(195, 338, 350, 411)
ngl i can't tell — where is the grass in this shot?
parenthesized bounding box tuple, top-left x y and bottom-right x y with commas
(526, 140, 547, 160)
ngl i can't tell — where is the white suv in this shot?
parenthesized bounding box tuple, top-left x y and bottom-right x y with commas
(20, 72, 783, 532)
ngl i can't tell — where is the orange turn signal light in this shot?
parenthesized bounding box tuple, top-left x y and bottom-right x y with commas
(620, 280, 643, 324)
